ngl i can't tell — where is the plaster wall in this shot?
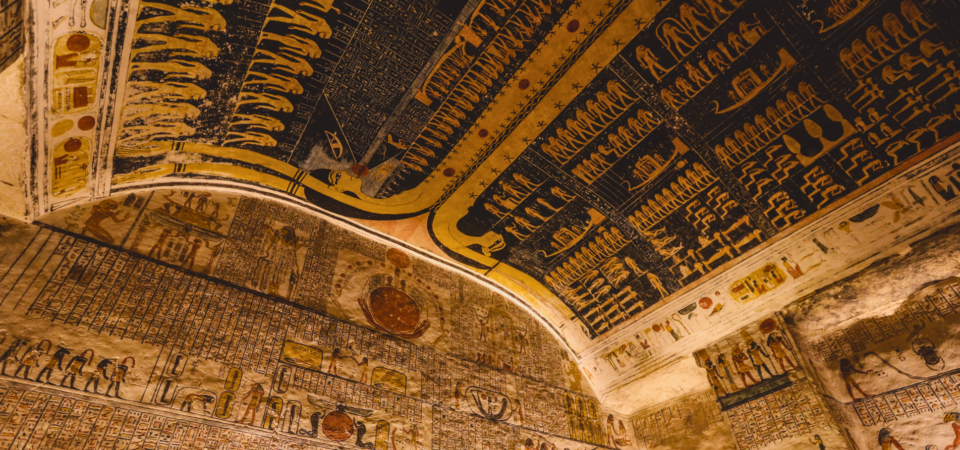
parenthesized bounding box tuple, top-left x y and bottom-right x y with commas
(0, 56, 26, 220)
(0, 192, 635, 450)
(606, 188, 960, 450)
(785, 223, 960, 450)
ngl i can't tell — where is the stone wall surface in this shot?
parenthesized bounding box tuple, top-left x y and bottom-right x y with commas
(0, 194, 632, 450)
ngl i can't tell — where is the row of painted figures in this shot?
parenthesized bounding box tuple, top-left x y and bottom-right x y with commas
(0, 333, 134, 397)
(703, 333, 797, 397)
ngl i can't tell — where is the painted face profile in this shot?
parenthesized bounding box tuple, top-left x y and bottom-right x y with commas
(325, 170, 371, 198)
(327, 170, 345, 190)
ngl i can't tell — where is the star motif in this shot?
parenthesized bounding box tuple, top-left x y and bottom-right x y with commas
(503, 154, 515, 162)
(469, 192, 477, 199)
(522, 137, 532, 144)
(606, 1, 613, 6)
(591, 63, 602, 73)
(552, 62, 560, 69)
(491, 168, 501, 174)
(535, 46, 543, 55)
(613, 39, 623, 50)
(548, 30, 557, 37)
(537, 121, 546, 128)
(589, 19, 597, 27)
(554, 101, 565, 110)
(479, 180, 488, 188)
(634, 18, 647, 29)
(572, 82, 582, 91)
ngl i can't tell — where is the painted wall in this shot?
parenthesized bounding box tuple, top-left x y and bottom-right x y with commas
(0, 56, 26, 220)
(623, 314, 848, 450)
(609, 199, 960, 450)
(609, 313, 851, 450)
(784, 222, 960, 450)
(0, 191, 635, 450)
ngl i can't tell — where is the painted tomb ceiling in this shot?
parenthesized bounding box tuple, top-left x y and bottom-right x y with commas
(21, 0, 960, 401)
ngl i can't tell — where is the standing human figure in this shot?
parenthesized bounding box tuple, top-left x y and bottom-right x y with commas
(106, 357, 134, 398)
(37, 347, 71, 383)
(355, 356, 369, 384)
(748, 341, 775, 379)
(328, 348, 343, 376)
(60, 350, 93, 389)
(767, 334, 798, 372)
(84, 358, 114, 394)
(716, 353, 737, 390)
(0, 338, 26, 376)
(13, 343, 46, 379)
(236, 383, 265, 425)
(148, 229, 171, 258)
(839, 358, 873, 400)
(732, 345, 758, 386)
(704, 359, 728, 396)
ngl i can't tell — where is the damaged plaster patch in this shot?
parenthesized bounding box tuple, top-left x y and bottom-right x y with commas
(786, 224, 960, 336)
(602, 356, 710, 415)
(0, 56, 25, 220)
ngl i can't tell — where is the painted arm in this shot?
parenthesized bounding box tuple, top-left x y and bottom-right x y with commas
(110, 211, 132, 223)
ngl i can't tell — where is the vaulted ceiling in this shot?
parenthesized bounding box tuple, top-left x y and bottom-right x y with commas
(17, 0, 960, 402)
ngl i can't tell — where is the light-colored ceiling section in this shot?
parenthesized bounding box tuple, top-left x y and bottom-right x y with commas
(0, 56, 26, 221)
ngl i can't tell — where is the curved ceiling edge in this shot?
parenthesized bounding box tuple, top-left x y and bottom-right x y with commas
(37, 184, 593, 359)
(25, 0, 960, 394)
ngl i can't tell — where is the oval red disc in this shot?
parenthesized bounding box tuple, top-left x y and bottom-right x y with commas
(78, 116, 96, 130)
(351, 164, 369, 177)
(64, 139, 83, 152)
